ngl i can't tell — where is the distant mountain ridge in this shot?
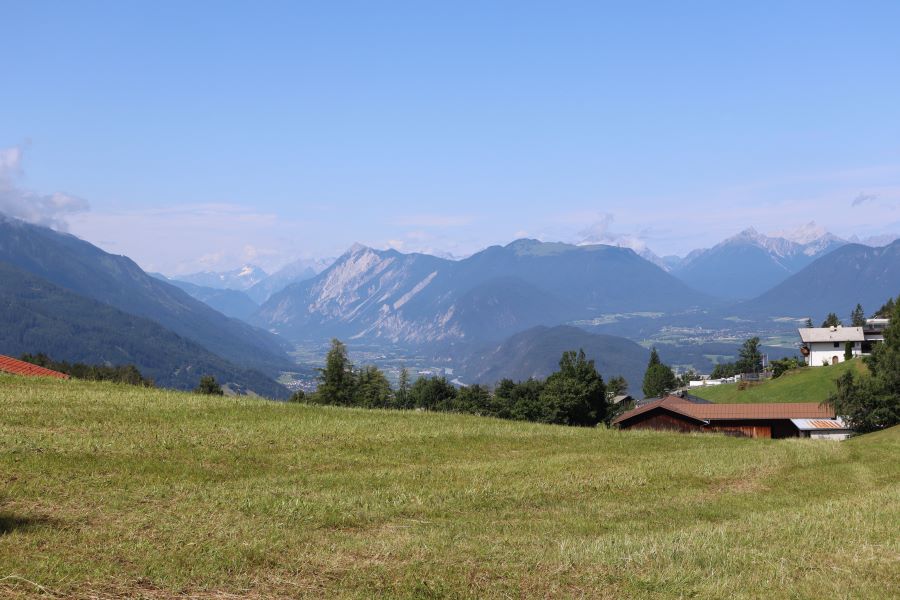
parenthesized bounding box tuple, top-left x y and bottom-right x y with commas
(0, 261, 289, 397)
(153, 275, 259, 321)
(736, 240, 900, 319)
(246, 257, 333, 303)
(180, 264, 268, 291)
(455, 325, 649, 396)
(254, 239, 711, 346)
(672, 226, 846, 300)
(0, 215, 293, 377)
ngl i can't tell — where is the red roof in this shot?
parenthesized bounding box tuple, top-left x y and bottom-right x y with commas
(0, 355, 70, 380)
(613, 395, 834, 425)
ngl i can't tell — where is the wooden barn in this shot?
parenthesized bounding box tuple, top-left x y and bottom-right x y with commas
(613, 395, 846, 439)
(0, 355, 70, 380)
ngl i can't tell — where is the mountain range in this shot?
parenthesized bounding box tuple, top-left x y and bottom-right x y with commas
(245, 257, 332, 303)
(3, 211, 899, 395)
(180, 264, 268, 291)
(736, 240, 900, 320)
(253, 239, 711, 346)
(672, 226, 846, 300)
(0, 261, 288, 397)
(0, 215, 293, 395)
(153, 276, 260, 321)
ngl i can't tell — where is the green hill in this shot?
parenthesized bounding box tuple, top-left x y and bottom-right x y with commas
(0, 261, 289, 398)
(692, 359, 867, 404)
(1, 375, 898, 598)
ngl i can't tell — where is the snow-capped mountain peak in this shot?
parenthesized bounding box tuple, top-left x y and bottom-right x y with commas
(770, 221, 830, 245)
(180, 264, 268, 291)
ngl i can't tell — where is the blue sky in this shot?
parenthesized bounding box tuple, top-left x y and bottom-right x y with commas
(3, 1, 900, 274)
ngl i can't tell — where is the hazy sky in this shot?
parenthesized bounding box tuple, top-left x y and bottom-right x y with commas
(4, 1, 900, 274)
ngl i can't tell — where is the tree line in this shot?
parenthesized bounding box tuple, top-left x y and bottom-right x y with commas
(20, 353, 154, 386)
(806, 302, 882, 330)
(291, 339, 616, 427)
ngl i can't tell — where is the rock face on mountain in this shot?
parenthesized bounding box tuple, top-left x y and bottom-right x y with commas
(737, 240, 900, 319)
(255, 239, 710, 346)
(455, 325, 649, 396)
(0, 216, 293, 377)
(180, 264, 268, 291)
(0, 261, 289, 397)
(673, 227, 846, 300)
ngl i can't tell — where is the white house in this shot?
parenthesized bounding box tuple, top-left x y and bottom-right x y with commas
(798, 319, 888, 366)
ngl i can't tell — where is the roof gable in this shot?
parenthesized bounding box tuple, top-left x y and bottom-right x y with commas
(0, 355, 70, 380)
(798, 327, 865, 343)
(614, 395, 834, 426)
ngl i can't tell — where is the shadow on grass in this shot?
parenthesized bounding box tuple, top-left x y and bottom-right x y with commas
(0, 513, 55, 536)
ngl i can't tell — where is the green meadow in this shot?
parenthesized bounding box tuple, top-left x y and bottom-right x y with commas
(691, 359, 867, 404)
(1, 374, 898, 598)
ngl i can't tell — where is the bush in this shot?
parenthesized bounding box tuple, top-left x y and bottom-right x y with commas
(195, 375, 224, 396)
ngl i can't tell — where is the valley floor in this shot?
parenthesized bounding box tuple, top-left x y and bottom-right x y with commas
(1, 375, 898, 599)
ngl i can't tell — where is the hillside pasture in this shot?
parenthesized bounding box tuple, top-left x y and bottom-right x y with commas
(691, 359, 867, 404)
(0, 374, 897, 598)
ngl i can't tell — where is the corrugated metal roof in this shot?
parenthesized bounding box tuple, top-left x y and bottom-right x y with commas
(0, 355, 70, 380)
(613, 395, 835, 425)
(798, 327, 865, 343)
(790, 418, 850, 431)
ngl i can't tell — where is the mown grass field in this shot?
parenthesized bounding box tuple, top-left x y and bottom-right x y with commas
(1, 374, 898, 599)
(691, 359, 867, 404)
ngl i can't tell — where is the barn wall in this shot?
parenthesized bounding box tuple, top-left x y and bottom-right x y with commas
(620, 413, 806, 439)
(707, 422, 771, 439)
(624, 411, 705, 433)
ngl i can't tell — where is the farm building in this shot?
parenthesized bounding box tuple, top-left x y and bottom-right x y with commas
(0, 354, 70, 380)
(613, 395, 848, 439)
(798, 318, 888, 367)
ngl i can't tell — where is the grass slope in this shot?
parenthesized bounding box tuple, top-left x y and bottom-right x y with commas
(692, 359, 867, 404)
(1, 375, 898, 599)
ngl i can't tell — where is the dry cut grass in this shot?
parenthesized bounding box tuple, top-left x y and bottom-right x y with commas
(0, 374, 898, 598)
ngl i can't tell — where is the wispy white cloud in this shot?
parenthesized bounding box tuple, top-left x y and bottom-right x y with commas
(0, 146, 89, 231)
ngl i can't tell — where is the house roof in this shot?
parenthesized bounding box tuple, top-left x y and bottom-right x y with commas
(613, 395, 834, 426)
(790, 418, 851, 431)
(798, 326, 865, 343)
(0, 355, 70, 380)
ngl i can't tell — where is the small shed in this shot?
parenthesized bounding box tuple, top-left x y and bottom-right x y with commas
(790, 418, 853, 440)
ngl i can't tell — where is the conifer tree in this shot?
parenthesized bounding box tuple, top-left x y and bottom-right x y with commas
(822, 312, 842, 328)
(642, 347, 676, 398)
(395, 367, 411, 408)
(851, 304, 866, 327)
(316, 338, 356, 405)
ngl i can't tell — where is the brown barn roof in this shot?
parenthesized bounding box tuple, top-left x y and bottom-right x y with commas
(0, 355, 70, 380)
(613, 395, 833, 426)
